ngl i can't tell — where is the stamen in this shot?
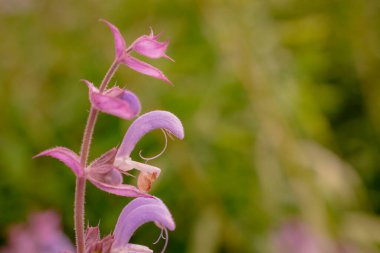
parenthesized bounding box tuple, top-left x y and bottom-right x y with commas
(153, 228, 164, 244)
(164, 129, 175, 141)
(119, 170, 135, 177)
(161, 228, 169, 253)
(139, 129, 168, 162)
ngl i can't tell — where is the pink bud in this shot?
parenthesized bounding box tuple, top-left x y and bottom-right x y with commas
(131, 28, 174, 61)
(84, 80, 141, 120)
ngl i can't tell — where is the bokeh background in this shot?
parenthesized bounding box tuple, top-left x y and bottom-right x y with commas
(1, 0, 380, 252)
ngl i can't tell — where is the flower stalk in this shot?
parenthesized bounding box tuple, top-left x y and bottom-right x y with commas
(35, 19, 181, 253)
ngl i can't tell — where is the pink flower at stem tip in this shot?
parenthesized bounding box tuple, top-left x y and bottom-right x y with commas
(101, 19, 174, 84)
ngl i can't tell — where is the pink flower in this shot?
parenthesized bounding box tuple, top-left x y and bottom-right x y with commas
(114, 110, 184, 192)
(0, 211, 74, 253)
(100, 19, 173, 84)
(34, 110, 184, 197)
(273, 220, 324, 253)
(84, 197, 175, 253)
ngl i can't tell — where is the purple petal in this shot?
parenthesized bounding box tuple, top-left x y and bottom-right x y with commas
(84, 80, 141, 120)
(99, 19, 127, 61)
(132, 29, 173, 61)
(121, 56, 172, 84)
(115, 110, 184, 161)
(34, 147, 83, 177)
(87, 177, 151, 198)
(112, 88, 142, 117)
(112, 197, 175, 248)
(113, 198, 165, 236)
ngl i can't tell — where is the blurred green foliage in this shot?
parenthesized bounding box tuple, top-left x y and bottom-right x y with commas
(1, 0, 380, 252)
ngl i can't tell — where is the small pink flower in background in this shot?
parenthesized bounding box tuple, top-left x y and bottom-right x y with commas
(0, 211, 74, 253)
(100, 19, 173, 84)
(273, 220, 325, 253)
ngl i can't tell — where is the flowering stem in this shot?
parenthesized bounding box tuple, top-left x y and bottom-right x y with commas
(74, 59, 119, 253)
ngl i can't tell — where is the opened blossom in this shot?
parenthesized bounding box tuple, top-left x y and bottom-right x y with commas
(114, 110, 184, 192)
(85, 197, 175, 253)
(100, 19, 173, 84)
(35, 110, 184, 197)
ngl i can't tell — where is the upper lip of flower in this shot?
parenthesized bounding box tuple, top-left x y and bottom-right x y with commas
(112, 197, 175, 252)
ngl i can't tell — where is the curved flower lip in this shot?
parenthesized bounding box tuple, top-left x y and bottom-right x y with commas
(84, 80, 141, 120)
(115, 110, 184, 162)
(34, 147, 151, 198)
(112, 197, 175, 249)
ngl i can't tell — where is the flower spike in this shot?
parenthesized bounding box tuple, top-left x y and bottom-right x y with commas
(84, 80, 141, 120)
(34, 19, 182, 253)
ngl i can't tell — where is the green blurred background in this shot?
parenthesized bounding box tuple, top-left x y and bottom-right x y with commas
(1, 0, 380, 252)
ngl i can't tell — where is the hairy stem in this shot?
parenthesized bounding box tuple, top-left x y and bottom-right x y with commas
(74, 59, 119, 253)
(74, 177, 86, 253)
